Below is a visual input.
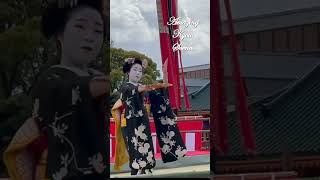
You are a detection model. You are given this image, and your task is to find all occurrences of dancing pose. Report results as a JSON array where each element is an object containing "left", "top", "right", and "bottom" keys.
[{"left": 112, "top": 58, "right": 187, "bottom": 175}]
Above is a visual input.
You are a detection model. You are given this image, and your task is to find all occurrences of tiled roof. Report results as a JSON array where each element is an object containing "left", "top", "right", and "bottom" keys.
[
  {"left": 179, "top": 54, "right": 320, "bottom": 113},
  {"left": 223, "top": 53, "right": 320, "bottom": 79},
  {"left": 180, "top": 54, "right": 320, "bottom": 79},
  {"left": 179, "top": 64, "right": 210, "bottom": 73},
  {"left": 219, "top": 0, "right": 320, "bottom": 34},
  {"left": 222, "top": 64, "right": 320, "bottom": 157},
  {"left": 222, "top": 7, "right": 320, "bottom": 35},
  {"left": 219, "top": 0, "right": 320, "bottom": 20},
  {"left": 181, "top": 82, "right": 210, "bottom": 111},
  {"left": 181, "top": 79, "right": 210, "bottom": 87}
]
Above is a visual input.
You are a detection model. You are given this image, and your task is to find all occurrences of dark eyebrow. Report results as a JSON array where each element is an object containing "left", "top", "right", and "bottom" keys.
[
  {"left": 75, "top": 18, "right": 102, "bottom": 28},
  {"left": 75, "top": 18, "right": 88, "bottom": 22}
]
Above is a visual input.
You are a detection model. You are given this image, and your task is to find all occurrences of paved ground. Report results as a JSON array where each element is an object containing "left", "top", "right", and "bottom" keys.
[
  {"left": 110, "top": 154, "right": 210, "bottom": 178},
  {"left": 110, "top": 154, "right": 210, "bottom": 174},
  {"left": 110, "top": 164, "right": 210, "bottom": 178}
]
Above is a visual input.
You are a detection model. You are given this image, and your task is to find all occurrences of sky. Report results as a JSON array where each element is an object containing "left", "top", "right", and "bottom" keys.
[{"left": 110, "top": 0, "right": 210, "bottom": 77}]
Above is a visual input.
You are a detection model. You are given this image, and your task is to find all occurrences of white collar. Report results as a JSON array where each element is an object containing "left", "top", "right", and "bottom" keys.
[{"left": 127, "top": 82, "right": 140, "bottom": 86}]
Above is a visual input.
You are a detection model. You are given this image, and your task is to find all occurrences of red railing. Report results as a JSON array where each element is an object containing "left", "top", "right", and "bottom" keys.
[{"left": 109, "top": 116, "right": 210, "bottom": 159}]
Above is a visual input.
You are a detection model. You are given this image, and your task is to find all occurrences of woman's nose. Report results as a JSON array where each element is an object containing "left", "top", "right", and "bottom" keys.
[
  {"left": 84, "top": 31, "right": 94, "bottom": 43},
  {"left": 85, "top": 36, "right": 94, "bottom": 43}
]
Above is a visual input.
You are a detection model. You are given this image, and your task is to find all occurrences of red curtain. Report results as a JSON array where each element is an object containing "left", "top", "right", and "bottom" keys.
[
  {"left": 210, "top": 0, "right": 256, "bottom": 154},
  {"left": 223, "top": 0, "right": 256, "bottom": 152},
  {"left": 211, "top": 0, "right": 228, "bottom": 154}
]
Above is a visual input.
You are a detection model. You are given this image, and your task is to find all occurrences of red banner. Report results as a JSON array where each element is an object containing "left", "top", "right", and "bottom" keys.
[
  {"left": 172, "top": 0, "right": 190, "bottom": 110},
  {"left": 156, "top": 0, "right": 190, "bottom": 110},
  {"left": 171, "top": 0, "right": 182, "bottom": 109},
  {"left": 224, "top": 0, "right": 256, "bottom": 152},
  {"left": 211, "top": 0, "right": 228, "bottom": 154},
  {"left": 110, "top": 117, "right": 204, "bottom": 161}
]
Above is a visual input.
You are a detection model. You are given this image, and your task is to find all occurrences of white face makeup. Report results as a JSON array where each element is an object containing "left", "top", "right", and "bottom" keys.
[
  {"left": 128, "top": 63, "right": 143, "bottom": 84},
  {"left": 59, "top": 6, "right": 104, "bottom": 69}
]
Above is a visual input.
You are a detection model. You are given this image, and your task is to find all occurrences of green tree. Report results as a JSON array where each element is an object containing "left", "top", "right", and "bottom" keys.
[
  {"left": 110, "top": 48, "right": 160, "bottom": 92},
  {"left": 109, "top": 47, "right": 160, "bottom": 108},
  {"left": 0, "top": 1, "right": 52, "bottom": 176},
  {"left": 0, "top": 18, "right": 52, "bottom": 99}
]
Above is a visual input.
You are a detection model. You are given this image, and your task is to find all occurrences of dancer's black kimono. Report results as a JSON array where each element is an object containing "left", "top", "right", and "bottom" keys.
[
  {"left": 120, "top": 82, "right": 156, "bottom": 174},
  {"left": 119, "top": 82, "right": 187, "bottom": 174},
  {"left": 31, "top": 65, "right": 108, "bottom": 179},
  {"left": 149, "top": 89, "right": 187, "bottom": 163}
]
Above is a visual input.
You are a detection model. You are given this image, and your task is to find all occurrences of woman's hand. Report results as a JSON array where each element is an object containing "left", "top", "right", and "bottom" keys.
[
  {"left": 138, "top": 85, "right": 147, "bottom": 93},
  {"left": 89, "top": 76, "right": 108, "bottom": 97}
]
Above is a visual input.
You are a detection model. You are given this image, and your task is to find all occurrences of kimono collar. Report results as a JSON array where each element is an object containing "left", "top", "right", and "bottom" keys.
[
  {"left": 127, "top": 82, "right": 139, "bottom": 86},
  {"left": 51, "top": 65, "right": 90, "bottom": 77}
]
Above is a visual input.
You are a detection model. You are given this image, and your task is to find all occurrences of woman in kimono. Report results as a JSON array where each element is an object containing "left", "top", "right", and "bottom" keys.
[
  {"left": 117, "top": 58, "right": 156, "bottom": 175},
  {"left": 3, "top": 0, "right": 108, "bottom": 179},
  {"left": 112, "top": 58, "right": 187, "bottom": 175}
]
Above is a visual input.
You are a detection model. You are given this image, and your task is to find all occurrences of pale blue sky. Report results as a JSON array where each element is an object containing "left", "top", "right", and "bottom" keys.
[{"left": 110, "top": 0, "right": 210, "bottom": 77}]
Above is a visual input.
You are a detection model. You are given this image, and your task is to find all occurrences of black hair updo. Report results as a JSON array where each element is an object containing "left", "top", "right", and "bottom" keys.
[
  {"left": 122, "top": 58, "right": 143, "bottom": 73},
  {"left": 41, "top": 0, "right": 105, "bottom": 39}
]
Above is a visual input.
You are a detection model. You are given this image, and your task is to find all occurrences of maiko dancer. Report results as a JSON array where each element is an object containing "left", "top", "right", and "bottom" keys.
[{"left": 112, "top": 58, "right": 187, "bottom": 175}]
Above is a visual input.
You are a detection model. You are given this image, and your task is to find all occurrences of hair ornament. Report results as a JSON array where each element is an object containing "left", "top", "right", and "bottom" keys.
[
  {"left": 142, "top": 59, "right": 148, "bottom": 69},
  {"left": 124, "top": 58, "right": 135, "bottom": 64},
  {"left": 47, "top": 0, "right": 79, "bottom": 8}
]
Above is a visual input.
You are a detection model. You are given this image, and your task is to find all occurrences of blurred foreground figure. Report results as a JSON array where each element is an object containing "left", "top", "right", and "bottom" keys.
[{"left": 4, "top": 0, "right": 109, "bottom": 179}]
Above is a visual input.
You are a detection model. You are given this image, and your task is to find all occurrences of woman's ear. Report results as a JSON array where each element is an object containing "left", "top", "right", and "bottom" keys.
[
  {"left": 56, "top": 31, "right": 64, "bottom": 46},
  {"left": 57, "top": 33, "right": 64, "bottom": 48}
]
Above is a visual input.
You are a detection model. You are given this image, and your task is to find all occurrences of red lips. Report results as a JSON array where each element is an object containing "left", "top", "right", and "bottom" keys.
[{"left": 81, "top": 46, "right": 93, "bottom": 51}]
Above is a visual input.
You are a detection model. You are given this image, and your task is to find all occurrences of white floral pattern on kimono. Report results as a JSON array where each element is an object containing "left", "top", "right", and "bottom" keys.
[
  {"left": 149, "top": 90, "right": 188, "bottom": 163},
  {"left": 32, "top": 66, "right": 108, "bottom": 179},
  {"left": 120, "top": 83, "right": 156, "bottom": 172}
]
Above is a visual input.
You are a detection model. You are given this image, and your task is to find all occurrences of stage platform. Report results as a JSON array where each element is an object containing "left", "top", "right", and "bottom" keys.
[{"left": 110, "top": 152, "right": 210, "bottom": 178}]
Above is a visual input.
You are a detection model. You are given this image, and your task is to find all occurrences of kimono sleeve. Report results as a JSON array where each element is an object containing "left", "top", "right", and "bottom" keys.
[
  {"left": 31, "top": 71, "right": 60, "bottom": 129},
  {"left": 119, "top": 84, "right": 139, "bottom": 104}
]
